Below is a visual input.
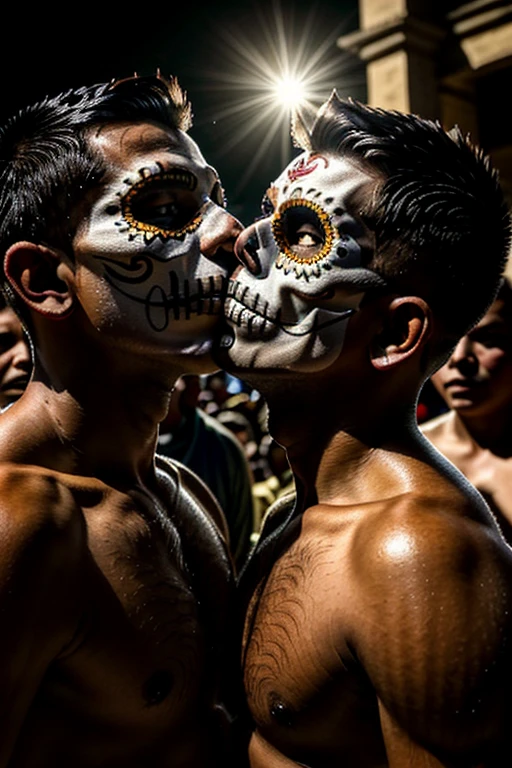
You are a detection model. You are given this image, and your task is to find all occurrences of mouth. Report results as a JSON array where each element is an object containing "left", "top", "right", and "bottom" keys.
[
  {"left": 443, "top": 378, "right": 480, "bottom": 390},
  {"left": 106, "top": 273, "right": 228, "bottom": 320},
  {"left": 1, "top": 375, "right": 30, "bottom": 394},
  {"left": 225, "top": 279, "right": 354, "bottom": 337}
]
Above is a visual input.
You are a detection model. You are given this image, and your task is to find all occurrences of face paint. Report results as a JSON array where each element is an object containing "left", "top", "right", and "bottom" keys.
[
  {"left": 220, "top": 152, "right": 385, "bottom": 374},
  {"left": 73, "top": 123, "right": 240, "bottom": 359}
]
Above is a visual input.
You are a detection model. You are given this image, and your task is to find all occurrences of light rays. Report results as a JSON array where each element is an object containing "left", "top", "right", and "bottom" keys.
[{"left": 195, "top": 0, "right": 365, "bottom": 200}]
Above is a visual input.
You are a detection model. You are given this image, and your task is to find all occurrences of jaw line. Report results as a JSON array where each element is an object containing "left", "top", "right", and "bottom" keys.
[
  {"left": 278, "top": 307, "right": 355, "bottom": 336},
  {"left": 226, "top": 284, "right": 356, "bottom": 337}
]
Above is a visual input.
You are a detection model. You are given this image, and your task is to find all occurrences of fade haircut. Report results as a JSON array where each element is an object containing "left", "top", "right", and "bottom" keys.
[
  {"left": 293, "top": 93, "right": 512, "bottom": 346},
  {"left": 0, "top": 73, "right": 192, "bottom": 318}
]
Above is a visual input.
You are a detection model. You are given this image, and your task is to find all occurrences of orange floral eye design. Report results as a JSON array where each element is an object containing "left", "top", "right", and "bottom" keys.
[
  {"left": 271, "top": 198, "right": 335, "bottom": 264},
  {"left": 121, "top": 169, "right": 204, "bottom": 242}
]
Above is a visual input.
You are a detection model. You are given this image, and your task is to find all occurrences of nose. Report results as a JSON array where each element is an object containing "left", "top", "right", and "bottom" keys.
[
  {"left": 13, "top": 338, "right": 31, "bottom": 369},
  {"left": 448, "top": 335, "right": 478, "bottom": 376},
  {"left": 234, "top": 224, "right": 263, "bottom": 276},
  {"left": 199, "top": 207, "right": 243, "bottom": 271}
]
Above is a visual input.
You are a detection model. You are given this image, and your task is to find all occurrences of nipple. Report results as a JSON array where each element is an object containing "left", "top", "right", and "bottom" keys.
[
  {"left": 270, "top": 700, "right": 295, "bottom": 727},
  {"left": 142, "top": 670, "right": 173, "bottom": 707}
]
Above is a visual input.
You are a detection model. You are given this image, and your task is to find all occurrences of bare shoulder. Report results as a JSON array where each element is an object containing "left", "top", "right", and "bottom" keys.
[
  {"left": 0, "top": 462, "right": 87, "bottom": 594},
  {"left": 0, "top": 462, "right": 85, "bottom": 543},
  {"left": 419, "top": 410, "right": 452, "bottom": 441},
  {"left": 347, "top": 489, "right": 512, "bottom": 753},
  {"left": 349, "top": 490, "right": 512, "bottom": 605}
]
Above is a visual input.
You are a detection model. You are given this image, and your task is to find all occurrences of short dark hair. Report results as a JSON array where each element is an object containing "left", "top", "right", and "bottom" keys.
[
  {"left": 0, "top": 73, "right": 192, "bottom": 315},
  {"left": 295, "top": 93, "right": 511, "bottom": 345}
]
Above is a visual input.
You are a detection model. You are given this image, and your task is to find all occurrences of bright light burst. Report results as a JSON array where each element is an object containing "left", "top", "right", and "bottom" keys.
[
  {"left": 272, "top": 75, "right": 308, "bottom": 111},
  {"left": 197, "top": 0, "right": 364, "bottom": 198}
]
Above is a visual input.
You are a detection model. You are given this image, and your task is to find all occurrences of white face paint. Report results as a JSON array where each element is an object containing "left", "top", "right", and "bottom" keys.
[
  {"left": 72, "top": 122, "right": 241, "bottom": 361},
  {"left": 220, "top": 151, "right": 384, "bottom": 374}
]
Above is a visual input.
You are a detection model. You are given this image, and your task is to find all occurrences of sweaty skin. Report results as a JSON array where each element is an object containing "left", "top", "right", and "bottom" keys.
[
  {"left": 0, "top": 120, "right": 244, "bottom": 767},
  {"left": 422, "top": 293, "right": 512, "bottom": 544},
  {"left": 217, "top": 151, "right": 512, "bottom": 767}
]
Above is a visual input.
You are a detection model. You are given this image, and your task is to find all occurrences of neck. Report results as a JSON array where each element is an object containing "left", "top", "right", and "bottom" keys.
[
  {"left": 261, "top": 376, "right": 420, "bottom": 510},
  {"left": 7, "top": 324, "right": 192, "bottom": 487}
]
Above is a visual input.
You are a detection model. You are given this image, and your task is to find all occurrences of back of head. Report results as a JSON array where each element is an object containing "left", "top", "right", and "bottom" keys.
[
  {"left": 0, "top": 73, "right": 192, "bottom": 322},
  {"left": 294, "top": 94, "right": 512, "bottom": 351}
]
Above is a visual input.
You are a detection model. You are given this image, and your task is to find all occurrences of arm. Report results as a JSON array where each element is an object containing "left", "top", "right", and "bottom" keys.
[
  {"left": 349, "top": 498, "right": 512, "bottom": 766},
  {"left": 0, "top": 466, "right": 85, "bottom": 766}
]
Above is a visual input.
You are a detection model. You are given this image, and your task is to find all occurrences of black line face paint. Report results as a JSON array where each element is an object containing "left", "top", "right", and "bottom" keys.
[{"left": 221, "top": 151, "right": 385, "bottom": 376}]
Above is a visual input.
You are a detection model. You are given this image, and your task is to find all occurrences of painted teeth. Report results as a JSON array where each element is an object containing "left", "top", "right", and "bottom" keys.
[{"left": 225, "top": 280, "right": 274, "bottom": 335}]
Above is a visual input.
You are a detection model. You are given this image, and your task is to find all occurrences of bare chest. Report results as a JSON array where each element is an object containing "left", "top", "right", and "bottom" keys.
[
  {"left": 243, "top": 527, "right": 385, "bottom": 764},
  {"left": 23, "top": 478, "right": 231, "bottom": 763}
]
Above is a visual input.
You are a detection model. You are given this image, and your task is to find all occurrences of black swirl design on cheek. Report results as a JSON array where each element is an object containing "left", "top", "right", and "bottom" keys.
[{"left": 97, "top": 253, "right": 154, "bottom": 284}]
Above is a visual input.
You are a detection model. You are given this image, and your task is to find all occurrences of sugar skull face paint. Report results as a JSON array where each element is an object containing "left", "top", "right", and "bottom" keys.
[
  {"left": 72, "top": 121, "right": 241, "bottom": 359},
  {"left": 219, "top": 151, "right": 384, "bottom": 374}
]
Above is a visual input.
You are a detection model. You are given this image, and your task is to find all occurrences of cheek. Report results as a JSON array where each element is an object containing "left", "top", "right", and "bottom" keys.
[
  {"left": 430, "top": 370, "right": 448, "bottom": 394},
  {"left": 0, "top": 353, "right": 11, "bottom": 378},
  {"left": 480, "top": 349, "right": 508, "bottom": 373},
  {"left": 74, "top": 267, "right": 122, "bottom": 331}
]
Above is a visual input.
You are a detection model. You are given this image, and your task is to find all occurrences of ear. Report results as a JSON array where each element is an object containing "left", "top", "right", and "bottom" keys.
[
  {"left": 290, "top": 105, "right": 314, "bottom": 150},
  {"left": 370, "top": 296, "right": 432, "bottom": 371},
  {"left": 4, "top": 241, "right": 75, "bottom": 319}
]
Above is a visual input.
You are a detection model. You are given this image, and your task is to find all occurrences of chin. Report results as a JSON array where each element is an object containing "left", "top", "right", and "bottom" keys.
[
  {"left": 174, "top": 339, "right": 221, "bottom": 374},
  {"left": 218, "top": 332, "right": 344, "bottom": 379}
]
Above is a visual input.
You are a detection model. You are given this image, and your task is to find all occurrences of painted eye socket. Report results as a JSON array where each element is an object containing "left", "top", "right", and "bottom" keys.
[
  {"left": 122, "top": 170, "right": 203, "bottom": 239},
  {"left": 271, "top": 199, "right": 335, "bottom": 264}
]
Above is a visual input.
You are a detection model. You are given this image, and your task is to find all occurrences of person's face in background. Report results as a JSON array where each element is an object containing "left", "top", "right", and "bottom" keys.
[
  {"left": 0, "top": 304, "right": 31, "bottom": 409},
  {"left": 431, "top": 294, "right": 512, "bottom": 420}
]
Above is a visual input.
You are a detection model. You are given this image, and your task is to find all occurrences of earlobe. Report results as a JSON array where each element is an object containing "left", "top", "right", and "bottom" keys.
[
  {"left": 370, "top": 297, "right": 431, "bottom": 371},
  {"left": 4, "top": 241, "right": 75, "bottom": 319}
]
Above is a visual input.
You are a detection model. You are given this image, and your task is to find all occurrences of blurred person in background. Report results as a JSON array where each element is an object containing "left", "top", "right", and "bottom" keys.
[
  {"left": 0, "top": 291, "right": 31, "bottom": 410},
  {"left": 422, "top": 276, "right": 512, "bottom": 543}
]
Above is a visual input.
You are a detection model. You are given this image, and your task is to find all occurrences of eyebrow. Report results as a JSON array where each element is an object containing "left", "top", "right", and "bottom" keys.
[{"left": 470, "top": 321, "right": 508, "bottom": 335}]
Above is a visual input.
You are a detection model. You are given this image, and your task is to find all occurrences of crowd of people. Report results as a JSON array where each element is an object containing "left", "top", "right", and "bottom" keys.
[{"left": 0, "top": 70, "right": 511, "bottom": 767}]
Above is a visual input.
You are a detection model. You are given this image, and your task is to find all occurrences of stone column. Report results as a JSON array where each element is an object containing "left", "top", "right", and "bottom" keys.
[{"left": 337, "top": 0, "right": 444, "bottom": 119}]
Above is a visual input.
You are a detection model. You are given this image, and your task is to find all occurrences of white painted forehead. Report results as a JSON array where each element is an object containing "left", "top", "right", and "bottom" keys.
[
  {"left": 272, "top": 151, "right": 370, "bottom": 199},
  {"left": 174, "top": 130, "right": 208, "bottom": 165}
]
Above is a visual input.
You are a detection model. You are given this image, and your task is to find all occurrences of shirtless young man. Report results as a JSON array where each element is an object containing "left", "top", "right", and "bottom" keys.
[
  {"left": 216, "top": 94, "right": 512, "bottom": 766},
  {"left": 0, "top": 74, "right": 246, "bottom": 767},
  {"left": 422, "top": 277, "right": 512, "bottom": 544}
]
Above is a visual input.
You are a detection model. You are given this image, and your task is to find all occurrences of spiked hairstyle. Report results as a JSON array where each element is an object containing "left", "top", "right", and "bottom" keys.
[
  {"left": 293, "top": 93, "right": 512, "bottom": 345},
  {"left": 0, "top": 73, "right": 192, "bottom": 317}
]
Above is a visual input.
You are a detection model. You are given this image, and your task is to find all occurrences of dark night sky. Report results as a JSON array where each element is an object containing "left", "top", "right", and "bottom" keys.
[{"left": 2, "top": 0, "right": 362, "bottom": 225}]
